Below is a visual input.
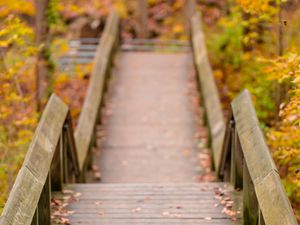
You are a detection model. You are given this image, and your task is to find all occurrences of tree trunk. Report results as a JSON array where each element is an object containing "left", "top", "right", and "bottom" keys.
[
  {"left": 34, "top": 0, "right": 50, "bottom": 112},
  {"left": 184, "top": 0, "right": 196, "bottom": 33},
  {"left": 136, "top": 0, "right": 148, "bottom": 38},
  {"left": 275, "top": 0, "right": 283, "bottom": 126}
]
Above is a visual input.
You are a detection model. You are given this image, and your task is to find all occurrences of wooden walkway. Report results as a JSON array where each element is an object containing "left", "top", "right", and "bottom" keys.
[
  {"left": 52, "top": 51, "right": 242, "bottom": 224},
  {"left": 94, "top": 52, "right": 202, "bottom": 183}
]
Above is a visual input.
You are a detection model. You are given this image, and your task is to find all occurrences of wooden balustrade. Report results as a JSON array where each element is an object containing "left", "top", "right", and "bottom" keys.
[
  {"left": 0, "top": 95, "right": 78, "bottom": 225},
  {"left": 0, "top": 10, "right": 120, "bottom": 225},
  {"left": 191, "top": 13, "right": 298, "bottom": 225},
  {"left": 190, "top": 12, "right": 225, "bottom": 172},
  {"left": 74, "top": 10, "right": 120, "bottom": 177},
  {"left": 218, "top": 90, "right": 297, "bottom": 225}
]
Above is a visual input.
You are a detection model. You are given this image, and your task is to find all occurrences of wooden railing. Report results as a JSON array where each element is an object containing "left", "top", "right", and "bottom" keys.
[
  {"left": 75, "top": 10, "right": 120, "bottom": 177},
  {"left": 219, "top": 90, "right": 297, "bottom": 225},
  {"left": 0, "top": 10, "right": 120, "bottom": 225},
  {"left": 0, "top": 95, "right": 78, "bottom": 225},
  {"left": 191, "top": 13, "right": 298, "bottom": 225},
  {"left": 190, "top": 13, "right": 225, "bottom": 172}
]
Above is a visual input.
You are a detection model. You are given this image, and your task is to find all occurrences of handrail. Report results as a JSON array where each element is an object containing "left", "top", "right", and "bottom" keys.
[
  {"left": 0, "top": 10, "right": 120, "bottom": 225},
  {"left": 74, "top": 10, "right": 120, "bottom": 174},
  {"left": 0, "top": 95, "right": 80, "bottom": 225},
  {"left": 218, "top": 90, "right": 297, "bottom": 225},
  {"left": 190, "top": 13, "right": 225, "bottom": 172},
  {"left": 190, "top": 13, "right": 297, "bottom": 225}
]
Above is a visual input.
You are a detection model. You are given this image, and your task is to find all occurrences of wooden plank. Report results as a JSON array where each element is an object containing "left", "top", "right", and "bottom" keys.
[
  {"left": 190, "top": 13, "right": 225, "bottom": 171},
  {"left": 52, "top": 183, "right": 242, "bottom": 225},
  {"left": 64, "top": 182, "right": 233, "bottom": 189},
  {"left": 231, "top": 90, "right": 297, "bottom": 225},
  {"left": 75, "top": 10, "right": 120, "bottom": 172},
  {"left": 66, "top": 214, "right": 239, "bottom": 219},
  {"left": 53, "top": 219, "right": 240, "bottom": 225},
  {"left": 0, "top": 95, "right": 68, "bottom": 225}
]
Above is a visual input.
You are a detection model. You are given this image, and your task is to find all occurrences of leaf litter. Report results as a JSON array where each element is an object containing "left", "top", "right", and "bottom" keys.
[{"left": 51, "top": 190, "right": 82, "bottom": 224}]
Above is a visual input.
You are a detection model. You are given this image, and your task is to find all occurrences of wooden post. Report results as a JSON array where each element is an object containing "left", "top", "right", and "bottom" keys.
[
  {"left": 50, "top": 135, "right": 63, "bottom": 191},
  {"left": 223, "top": 123, "right": 232, "bottom": 182},
  {"left": 63, "top": 128, "right": 69, "bottom": 183},
  {"left": 223, "top": 155, "right": 231, "bottom": 182},
  {"left": 37, "top": 175, "right": 51, "bottom": 225},
  {"left": 258, "top": 209, "right": 266, "bottom": 225},
  {"left": 65, "top": 114, "right": 80, "bottom": 182},
  {"left": 218, "top": 113, "right": 233, "bottom": 181},
  {"left": 230, "top": 124, "right": 236, "bottom": 186},
  {"left": 243, "top": 163, "right": 259, "bottom": 225},
  {"left": 31, "top": 175, "right": 51, "bottom": 225},
  {"left": 230, "top": 127, "right": 243, "bottom": 189}
]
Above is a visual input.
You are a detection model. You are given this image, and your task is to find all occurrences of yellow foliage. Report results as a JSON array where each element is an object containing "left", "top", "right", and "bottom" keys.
[
  {"left": 55, "top": 73, "right": 69, "bottom": 84},
  {"left": 172, "top": 24, "right": 184, "bottom": 34},
  {"left": 236, "top": 0, "right": 277, "bottom": 15},
  {"left": 0, "top": 0, "right": 34, "bottom": 17},
  {"left": 147, "top": 0, "right": 156, "bottom": 6},
  {"left": 173, "top": 0, "right": 184, "bottom": 10},
  {"left": 113, "top": 0, "right": 128, "bottom": 18},
  {"left": 0, "top": 2, "right": 37, "bottom": 212},
  {"left": 263, "top": 51, "right": 300, "bottom": 217}
]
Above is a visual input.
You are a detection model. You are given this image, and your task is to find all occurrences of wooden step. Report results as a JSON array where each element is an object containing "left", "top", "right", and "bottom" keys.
[{"left": 52, "top": 183, "right": 242, "bottom": 225}]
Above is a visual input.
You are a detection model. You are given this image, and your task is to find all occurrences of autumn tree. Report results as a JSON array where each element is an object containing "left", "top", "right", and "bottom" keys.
[
  {"left": 184, "top": 0, "right": 196, "bottom": 32},
  {"left": 136, "top": 0, "right": 148, "bottom": 38},
  {"left": 34, "top": 0, "right": 51, "bottom": 111},
  {"left": 0, "top": 0, "right": 38, "bottom": 212}
]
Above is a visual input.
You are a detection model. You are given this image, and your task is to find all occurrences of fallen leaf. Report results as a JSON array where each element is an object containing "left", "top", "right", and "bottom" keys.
[
  {"left": 162, "top": 211, "right": 170, "bottom": 217},
  {"left": 94, "top": 172, "right": 101, "bottom": 180},
  {"left": 182, "top": 148, "right": 190, "bottom": 156},
  {"left": 132, "top": 207, "right": 142, "bottom": 213}
]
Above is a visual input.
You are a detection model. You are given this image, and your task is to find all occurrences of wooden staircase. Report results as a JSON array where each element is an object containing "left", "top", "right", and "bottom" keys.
[
  {"left": 52, "top": 183, "right": 241, "bottom": 225},
  {"left": 0, "top": 10, "right": 297, "bottom": 225}
]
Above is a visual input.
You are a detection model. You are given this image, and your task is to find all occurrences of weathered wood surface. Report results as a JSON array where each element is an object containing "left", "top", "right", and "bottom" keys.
[
  {"left": 230, "top": 128, "right": 243, "bottom": 189},
  {"left": 190, "top": 13, "right": 225, "bottom": 172},
  {"left": 35, "top": 175, "right": 51, "bottom": 225},
  {"left": 64, "top": 113, "right": 80, "bottom": 180},
  {"left": 218, "top": 111, "right": 233, "bottom": 181},
  {"left": 0, "top": 95, "right": 69, "bottom": 225},
  {"left": 92, "top": 52, "right": 205, "bottom": 183},
  {"left": 53, "top": 183, "right": 242, "bottom": 225},
  {"left": 243, "top": 163, "right": 259, "bottom": 225},
  {"left": 74, "top": 10, "right": 120, "bottom": 172},
  {"left": 231, "top": 90, "right": 297, "bottom": 225}
]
